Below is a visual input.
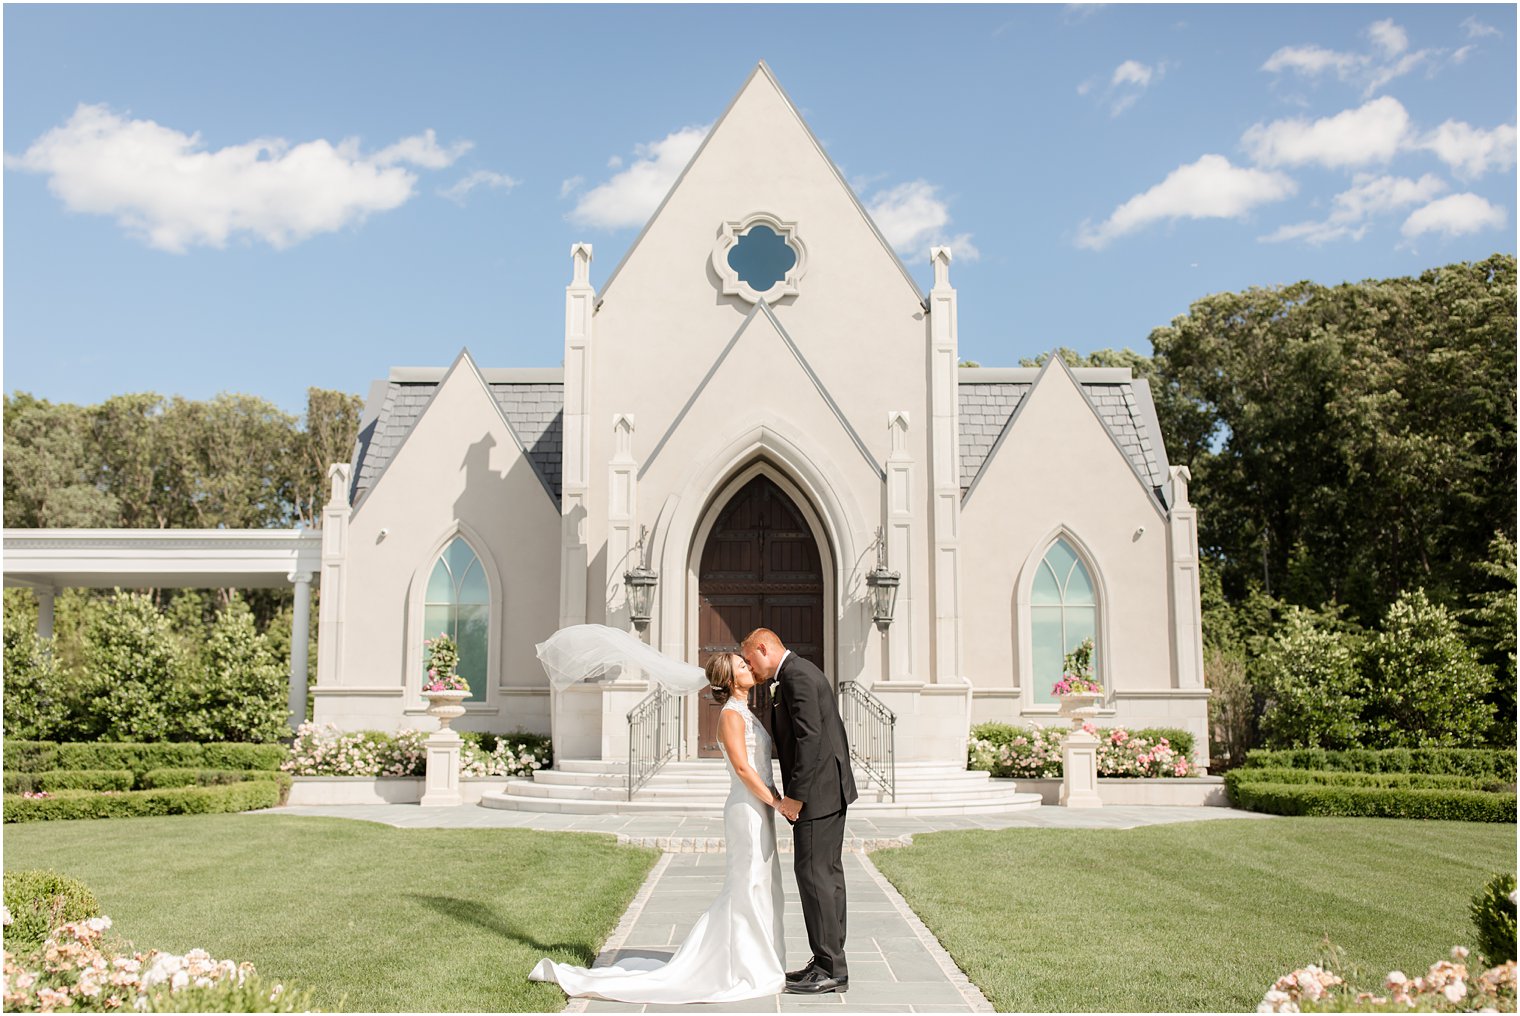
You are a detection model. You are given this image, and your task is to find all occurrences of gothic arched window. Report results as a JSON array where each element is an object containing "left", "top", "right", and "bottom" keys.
[
  {"left": 1030, "top": 538, "right": 1099, "bottom": 706},
  {"left": 423, "top": 537, "right": 490, "bottom": 700}
]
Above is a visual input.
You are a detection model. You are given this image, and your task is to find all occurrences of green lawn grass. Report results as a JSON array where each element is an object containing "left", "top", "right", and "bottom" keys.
[
  {"left": 3, "top": 814, "right": 658, "bottom": 1012},
  {"left": 870, "top": 817, "right": 1516, "bottom": 1013}
]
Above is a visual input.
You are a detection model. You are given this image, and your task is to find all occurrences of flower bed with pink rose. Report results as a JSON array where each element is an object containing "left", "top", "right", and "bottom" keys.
[
  {"left": 1259, "top": 946, "right": 1516, "bottom": 1013},
  {"left": 968, "top": 721, "right": 1200, "bottom": 779}
]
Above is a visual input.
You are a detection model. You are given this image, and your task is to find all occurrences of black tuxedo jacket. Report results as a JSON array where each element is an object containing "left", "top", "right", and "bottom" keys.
[{"left": 770, "top": 653, "right": 858, "bottom": 821}]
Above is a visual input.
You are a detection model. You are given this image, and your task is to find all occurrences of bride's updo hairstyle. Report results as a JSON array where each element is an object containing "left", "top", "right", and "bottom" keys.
[{"left": 705, "top": 654, "right": 737, "bottom": 706}]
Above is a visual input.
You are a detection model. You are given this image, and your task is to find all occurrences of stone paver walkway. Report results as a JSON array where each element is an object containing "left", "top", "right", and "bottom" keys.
[{"left": 246, "top": 804, "right": 1270, "bottom": 1013}]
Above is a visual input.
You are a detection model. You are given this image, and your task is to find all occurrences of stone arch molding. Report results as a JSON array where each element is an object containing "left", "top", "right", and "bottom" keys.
[
  {"left": 710, "top": 212, "right": 808, "bottom": 305},
  {"left": 649, "top": 421, "right": 867, "bottom": 665},
  {"left": 403, "top": 519, "right": 504, "bottom": 715},
  {"left": 1012, "top": 524, "right": 1114, "bottom": 715}
]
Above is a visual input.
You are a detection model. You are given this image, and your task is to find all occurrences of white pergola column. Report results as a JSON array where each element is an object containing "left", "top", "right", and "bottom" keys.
[
  {"left": 287, "top": 570, "right": 314, "bottom": 731},
  {"left": 35, "top": 586, "right": 56, "bottom": 642}
]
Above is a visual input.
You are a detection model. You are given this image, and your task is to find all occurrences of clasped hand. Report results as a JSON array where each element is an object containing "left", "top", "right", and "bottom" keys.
[{"left": 773, "top": 795, "right": 803, "bottom": 822}]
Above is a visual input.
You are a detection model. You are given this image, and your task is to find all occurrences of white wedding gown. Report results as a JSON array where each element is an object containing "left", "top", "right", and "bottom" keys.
[{"left": 529, "top": 697, "right": 787, "bottom": 1003}]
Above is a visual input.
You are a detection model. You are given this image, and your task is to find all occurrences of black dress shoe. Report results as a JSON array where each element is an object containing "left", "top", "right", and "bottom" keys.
[
  {"left": 784, "top": 969, "right": 848, "bottom": 994},
  {"left": 785, "top": 962, "right": 817, "bottom": 983}
]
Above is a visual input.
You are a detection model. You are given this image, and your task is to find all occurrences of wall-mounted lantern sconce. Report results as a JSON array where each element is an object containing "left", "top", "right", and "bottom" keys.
[
  {"left": 624, "top": 526, "right": 658, "bottom": 633},
  {"left": 865, "top": 527, "right": 900, "bottom": 632}
]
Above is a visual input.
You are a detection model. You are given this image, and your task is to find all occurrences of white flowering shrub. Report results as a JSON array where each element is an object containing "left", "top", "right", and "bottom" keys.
[
  {"left": 1259, "top": 947, "right": 1516, "bottom": 1013},
  {"left": 1, "top": 915, "right": 316, "bottom": 1013},
  {"left": 280, "top": 723, "right": 549, "bottom": 778},
  {"left": 968, "top": 723, "right": 1198, "bottom": 778}
]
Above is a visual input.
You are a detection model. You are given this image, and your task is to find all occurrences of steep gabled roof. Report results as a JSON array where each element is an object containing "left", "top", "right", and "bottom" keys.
[
  {"left": 958, "top": 364, "right": 1172, "bottom": 508},
  {"left": 349, "top": 363, "right": 563, "bottom": 509},
  {"left": 597, "top": 61, "right": 926, "bottom": 308}
]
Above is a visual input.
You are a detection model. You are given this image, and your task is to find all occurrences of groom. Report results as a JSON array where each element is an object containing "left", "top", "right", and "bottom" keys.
[{"left": 741, "top": 628, "right": 857, "bottom": 995}]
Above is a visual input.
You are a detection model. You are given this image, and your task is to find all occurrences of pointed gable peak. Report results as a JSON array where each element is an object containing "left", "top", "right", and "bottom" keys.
[{"left": 598, "top": 62, "right": 924, "bottom": 305}]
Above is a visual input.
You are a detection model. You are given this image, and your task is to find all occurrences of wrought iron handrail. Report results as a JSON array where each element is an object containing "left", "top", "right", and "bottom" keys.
[
  {"left": 838, "top": 681, "right": 895, "bottom": 801},
  {"left": 626, "top": 687, "right": 682, "bottom": 800}
]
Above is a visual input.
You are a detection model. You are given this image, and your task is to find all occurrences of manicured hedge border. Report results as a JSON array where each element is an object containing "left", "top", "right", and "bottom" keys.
[
  {"left": 1243, "top": 748, "right": 1516, "bottom": 781},
  {"left": 139, "top": 769, "right": 292, "bottom": 803},
  {"left": 1227, "top": 767, "right": 1507, "bottom": 793},
  {"left": 1227, "top": 781, "right": 1516, "bottom": 822},
  {"left": 2, "top": 781, "right": 281, "bottom": 823},
  {"left": 3, "top": 770, "right": 135, "bottom": 794},
  {"left": 4, "top": 741, "right": 287, "bottom": 774}
]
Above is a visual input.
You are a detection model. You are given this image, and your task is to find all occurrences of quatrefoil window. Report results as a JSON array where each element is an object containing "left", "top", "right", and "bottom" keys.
[{"left": 711, "top": 214, "right": 807, "bottom": 304}]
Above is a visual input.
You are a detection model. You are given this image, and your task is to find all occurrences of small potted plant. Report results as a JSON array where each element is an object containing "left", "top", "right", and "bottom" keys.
[
  {"left": 422, "top": 634, "right": 470, "bottom": 729},
  {"left": 1053, "top": 637, "right": 1103, "bottom": 721}
]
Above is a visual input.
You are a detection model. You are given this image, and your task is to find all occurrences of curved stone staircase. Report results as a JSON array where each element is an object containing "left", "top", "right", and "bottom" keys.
[{"left": 479, "top": 758, "right": 1042, "bottom": 817}]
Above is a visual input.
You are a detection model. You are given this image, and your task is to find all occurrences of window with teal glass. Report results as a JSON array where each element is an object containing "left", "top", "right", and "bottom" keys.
[
  {"left": 1029, "top": 538, "right": 1098, "bottom": 706},
  {"left": 423, "top": 537, "right": 490, "bottom": 700},
  {"left": 727, "top": 225, "right": 797, "bottom": 293}
]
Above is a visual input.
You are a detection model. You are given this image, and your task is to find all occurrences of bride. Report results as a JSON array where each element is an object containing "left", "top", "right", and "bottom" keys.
[{"left": 529, "top": 651, "right": 788, "bottom": 1003}]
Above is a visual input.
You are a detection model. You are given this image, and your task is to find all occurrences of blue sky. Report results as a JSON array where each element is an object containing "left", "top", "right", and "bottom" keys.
[{"left": 5, "top": 4, "right": 1515, "bottom": 416}]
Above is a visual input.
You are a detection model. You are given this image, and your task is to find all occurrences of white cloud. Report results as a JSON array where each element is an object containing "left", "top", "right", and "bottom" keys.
[
  {"left": 1401, "top": 193, "right": 1506, "bottom": 239},
  {"left": 1242, "top": 96, "right": 1411, "bottom": 169},
  {"left": 568, "top": 125, "right": 708, "bottom": 230},
  {"left": 558, "top": 175, "right": 584, "bottom": 199},
  {"left": 1461, "top": 16, "right": 1499, "bottom": 39},
  {"left": 1260, "top": 173, "right": 1446, "bottom": 245},
  {"left": 438, "top": 169, "right": 519, "bottom": 206},
  {"left": 1260, "top": 19, "right": 1440, "bottom": 97},
  {"left": 1367, "top": 19, "right": 1408, "bottom": 58},
  {"left": 1112, "top": 60, "right": 1153, "bottom": 88},
  {"left": 865, "top": 180, "right": 979, "bottom": 261},
  {"left": 1262, "top": 44, "right": 1360, "bottom": 79},
  {"left": 6, "top": 103, "right": 467, "bottom": 252},
  {"left": 1076, "top": 154, "right": 1296, "bottom": 250},
  {"left": 1418, "top": 120, "right": 1518, "bottom": 180}
]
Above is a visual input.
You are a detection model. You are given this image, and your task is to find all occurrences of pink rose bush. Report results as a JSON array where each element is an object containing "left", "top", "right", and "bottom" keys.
[
  {"left": 2, "top": 914, "right": 313, "bottom": 1012},
  {"left": 1260, "top": 947, "right": 1516, "bottom": 1013},
  {"left": 968, "top": 723, "right": 1198, "bottom": 779}
]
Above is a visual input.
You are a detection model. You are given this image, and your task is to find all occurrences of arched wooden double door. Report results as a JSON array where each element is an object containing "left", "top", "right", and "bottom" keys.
[{"left": 696, "top": 474, "right": 825, "bottom": 758}]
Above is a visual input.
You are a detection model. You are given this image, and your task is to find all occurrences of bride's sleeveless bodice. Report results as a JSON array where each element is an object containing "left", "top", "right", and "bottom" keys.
[{"left": 718, "top": 698, "right": 773, "bottom": 792}]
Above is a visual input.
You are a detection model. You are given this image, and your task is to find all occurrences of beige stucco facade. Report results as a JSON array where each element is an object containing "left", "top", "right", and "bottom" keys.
[{"left": 313, "top": 64, "right": 1210, "bottom": 768}]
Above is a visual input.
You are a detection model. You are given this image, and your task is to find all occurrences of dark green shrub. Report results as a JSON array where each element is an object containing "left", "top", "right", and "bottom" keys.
[
  {"left": 1471, "top": 872, "right": 1517, "bottom": 963},
  {"left": 1227, "top": 781, "right": 1516, "bottom": 822},
  {"left": 1226, "top": 767, "right": 1494, "bottom": 792},
  {"left": 2, "top": 869, "right": 100, "bottom": 950},
  {"left": 3, "top": 769, "right": 135, "bottom": 794},
  {"left": 1243, "top": 747, "right": 1516, "bottom": 781},
  {"left": 3, "top": 606, "right": 70, "bottom": 740},
  {"left": 139, "top": 769, "right": 292, "bottom": 804},
  {"left": 1256, "top": 609, "right": 1364, "bottom": 749},
  {"left": 2, "top": 740, "right": 59, "bottom": 773},
  {"left": 1137, "top": 727, "right": 1195, "bottom": 761},
  {"left": 3, "top": 781, "right": 281, "bottom": 823},
  {"left": 969, "top": 722, "right": 1025, "bottom": 748},
  {"left": 1362, "top": 589, "right": 1495, "bottom": 748},
  {"left": 74, "top": 591, "right": 181, "bottom": 742},
  {"left": 173, "top": 597, "right": 289, "bottom": 744},
  {"left": 200, "top": 742, "right": 287, "bottom": 770},
  {"left": 55, "top": 741, "right": 205, "bottom": 773}
]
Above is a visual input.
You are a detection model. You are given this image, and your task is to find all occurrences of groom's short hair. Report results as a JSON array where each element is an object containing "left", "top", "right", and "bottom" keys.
[{"left": 741, "top": 628, "right": 784, "bottom": 653}]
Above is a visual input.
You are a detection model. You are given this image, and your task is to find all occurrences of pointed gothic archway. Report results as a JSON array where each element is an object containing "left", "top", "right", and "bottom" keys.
[{"left": 694, "top": 472, "right": 826, "bottom": 758}]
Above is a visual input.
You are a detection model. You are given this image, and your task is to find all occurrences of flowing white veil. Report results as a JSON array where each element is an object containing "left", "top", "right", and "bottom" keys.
[{"left": 535, "top": 625, "right": 708, "bottom": 693}]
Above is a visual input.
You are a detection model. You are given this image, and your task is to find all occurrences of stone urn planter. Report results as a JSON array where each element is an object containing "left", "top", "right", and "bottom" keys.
[
  {"left": 422, "top": 689, "right": 469, "bottom": 731},
  {"left": 1057, "top": 692, "right": 1103, "bottom": 728}
]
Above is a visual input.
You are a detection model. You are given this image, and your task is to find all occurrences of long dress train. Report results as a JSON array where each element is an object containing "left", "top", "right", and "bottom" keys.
[{"left": 528, "top": 698, "right": 787, "bottom": 1003}]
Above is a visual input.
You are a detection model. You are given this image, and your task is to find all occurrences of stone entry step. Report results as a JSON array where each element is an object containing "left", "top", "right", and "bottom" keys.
[{"left": 479, "top": 758, "right": 1042, "bottom": 817}]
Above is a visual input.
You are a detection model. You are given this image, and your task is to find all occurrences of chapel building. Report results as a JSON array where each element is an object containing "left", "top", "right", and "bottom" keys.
[{"left": 312, "top": 63, "right": 1210, "bottom": 771}]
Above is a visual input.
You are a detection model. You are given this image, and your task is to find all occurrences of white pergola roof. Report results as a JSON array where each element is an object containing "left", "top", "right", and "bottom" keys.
[{"left": 3, "top": 528, "right": 323, "bottom": 590}]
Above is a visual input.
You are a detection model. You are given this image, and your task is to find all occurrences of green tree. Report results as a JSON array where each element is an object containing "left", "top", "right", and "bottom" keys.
[
  {"left": 176, "top": 596, "right": 289, "bottom": 743},
  {"left": 76, "top": 592, "right": 181, "bottom": 742},
  {"left": 291, "top": 388, "right": 364, "bottom": 527},
  {"left": 1361, "top": 588, "right": 1495, "bottom": 748},
  {"left": 1466, "top": 532, "right": 1517, "bottom": 744},
  {"left": 2, "top": 394, "right": 119, "bottom": 527},
  {"left": 1254, "top": 609, "right": 1364, "bottom": 749},
  {"left": 2, "top": 595, "right": 70, "bottom": 740}
]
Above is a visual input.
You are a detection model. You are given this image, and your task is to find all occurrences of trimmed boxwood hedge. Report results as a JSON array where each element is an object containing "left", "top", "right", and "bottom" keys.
[
  {"left": 3, "top": 769, "right": 136, "bottom": 794},
  {"left": 2, "top": 870, "right": 100, "bottom": 951},
  {"left": 2, "top": 780, "right": 281, "bottom": 823},
  {"left": 1228, "top": 780, "right": 1516, "bottom": 822},
  {"left": 1226, "top": 767, "right": 1507, "bottom": 793},
  {"left": 139, "top": 768, "right": 292, "bottom": 804},
  {"left": 4, "top": 740, "right": 288, "bottom": 774},
  {"left": 1243, "top": 747, "right": 1516, "bottom": 781}
]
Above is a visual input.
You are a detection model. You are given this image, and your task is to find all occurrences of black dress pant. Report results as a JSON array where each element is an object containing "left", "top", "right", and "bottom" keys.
[{"left": 792, "top": 806, "right": 848, "bottom": 978}]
